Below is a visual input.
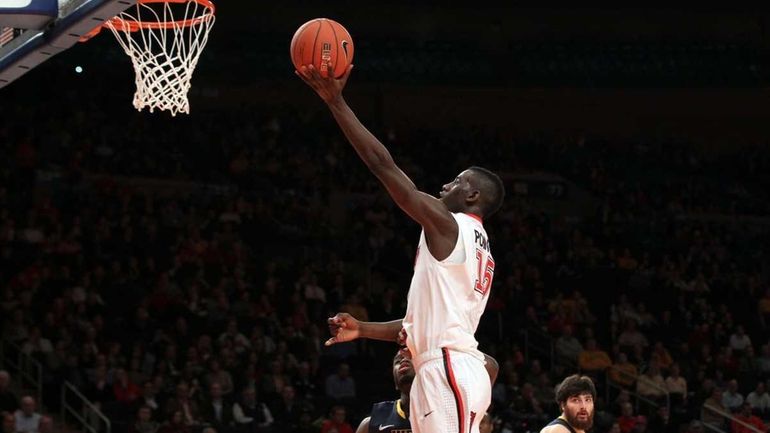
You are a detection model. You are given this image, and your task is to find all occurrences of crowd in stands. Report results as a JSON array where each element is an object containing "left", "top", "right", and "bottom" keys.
[{"left": 1, "top": 78, "right": 770, "bottom": 433}]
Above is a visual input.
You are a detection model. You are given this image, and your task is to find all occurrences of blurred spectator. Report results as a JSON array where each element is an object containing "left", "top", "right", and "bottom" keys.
[
  {"left": 292, "top": 361, "right": 320, "bottom": 401},
  {"left": 232, "top": 387, "right": 273, "bottom": 432},
  {"left": 320, "top": 405, "right": 354, "bottom": 433},
  {"left": 13, "top": 396, "right": 40, "bottom": 433},
  {"left": 728, "top": 326, "right": 752, "bottom": 356},
  {"left": 2, "top": 412, "right": 15, "bottom": 433},
  {"left": 199, "top": 382, "right": 234, "bottom": 432},
  {"left": 617, "top": 321, "right": 649, "bottom": 351},
  {"left": 702, "top": 388, "right": 727, "bottom": 429},
  {"left": 270, "top": 385, "right": 304, "bottom": 432},
  {"left": 635, "top": 364, "right": 667, "bottom": 402},
  {"left": 135, "top": 381, "right": 161, "bottom": 417},
  {"left": 664, "top": 363, "right": 687, "bottom": 406},
  {"left": 617, "top": 402, "right": 644, "bottom": 433},
  {"left": 609, "top": 353, "right": 638, "bottom": 389},
  {"left": 129, "top": 406, "right": 160, "bottom": 433},
  {"left": 158, "top": 410, "right": 190, "bottom": 433},
  {"left": 730, "top": 402, "right": 767, "bottom": 433},
  {"left": 578, "top": 338, "right": 612, "bottom": 374},
  {"left": 324, "top": 363, "right": 356, "bottom": 401},
  {"left": 260, "top": 360, "right": 290, "bottom": 401},
  {"left": 649, "top": 342, "right": 673, "bottom": 371},
  {"left": 646, "top": 406, "right": 676, "bottom": 433},
  {"left": 554, "top": 325, "right": 583, "bottom": 366},
  {"left": 722, "top": 379, "right": 745, "bottom": 412},
  {"left": 217, "top": 320, "right": 250, "bottom": 355},
  {"left": 37, "top": 417, "right": 52, "bottom": 433},
  {"left": 0, "top": 372, "right": 18, "bottom": 413},
  {"left": 746, "top": 382, "right": 770, "bottom": 417},
  {"left": 204, "top": 360, "right": 234, "bottom": 397},
  {"left": 114, "top": 368, "right": 142, "bottom": 404},
  {"left": 20, "top": 327, "right": 53, "bottom": 359},
  {"left": 164, "top": 382, "right": 200, "bottom": 427},
  {"left": 86, "top": 365, "right": 114, "bottom": 404},
  {"left": 339, "top": 294, "right": 369, "bottom": 323},
  {"left": 686, "top": 420, "right": 705, "bottom": 433}
]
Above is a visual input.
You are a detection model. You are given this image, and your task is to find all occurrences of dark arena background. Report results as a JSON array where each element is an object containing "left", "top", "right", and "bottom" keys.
[{"left": 1, "top": 2, "right": 770, "bottom": 433}]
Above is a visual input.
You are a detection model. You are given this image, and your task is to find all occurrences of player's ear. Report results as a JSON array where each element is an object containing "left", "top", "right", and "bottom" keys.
[{"left": 466, "top": 189, "right": 480, "bottom": 203}]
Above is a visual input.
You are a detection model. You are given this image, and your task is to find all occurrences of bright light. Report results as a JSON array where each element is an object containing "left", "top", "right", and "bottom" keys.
[{"left": 75, "top": 65, "right": 83, "bottom": 73}]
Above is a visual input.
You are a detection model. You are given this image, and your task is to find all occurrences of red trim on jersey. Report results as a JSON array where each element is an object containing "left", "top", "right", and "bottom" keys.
[
  {"left": 465, "top": 213, "right": 483, "bottom": 223},
  {"left": 442, "top": 348, "right": 466, "bottom": 433}
]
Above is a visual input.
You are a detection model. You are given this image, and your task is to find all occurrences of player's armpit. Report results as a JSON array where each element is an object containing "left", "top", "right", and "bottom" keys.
[{"left": 356, "top": 416, "right": 371, "bottom": 433}]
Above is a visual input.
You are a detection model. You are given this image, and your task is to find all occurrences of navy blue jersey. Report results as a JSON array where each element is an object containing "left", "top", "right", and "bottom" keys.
[
  {"left": 545, "top": 417, "right": 577, "bottom": 433},
  {"left": 369, "top": 400, "right": 411, "bottom": 433}
]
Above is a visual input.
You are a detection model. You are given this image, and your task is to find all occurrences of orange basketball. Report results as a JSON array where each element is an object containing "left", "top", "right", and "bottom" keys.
[{"left": 290, "top": 18, "right": 354, "bottom": 78}]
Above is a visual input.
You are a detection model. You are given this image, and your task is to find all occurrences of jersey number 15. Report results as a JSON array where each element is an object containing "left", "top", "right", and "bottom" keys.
[{"left": 474, "top": 249, "right": 495, "bottom": 296}]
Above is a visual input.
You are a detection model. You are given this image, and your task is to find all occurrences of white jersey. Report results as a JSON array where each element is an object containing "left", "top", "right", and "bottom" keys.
[{"left": 403, "top": 212, "right": 495, "bottom": 362}]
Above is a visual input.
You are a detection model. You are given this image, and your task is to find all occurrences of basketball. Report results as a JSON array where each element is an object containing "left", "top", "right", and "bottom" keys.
[{"left": 290, "top": 18, "right": 354, "bottom": 78}]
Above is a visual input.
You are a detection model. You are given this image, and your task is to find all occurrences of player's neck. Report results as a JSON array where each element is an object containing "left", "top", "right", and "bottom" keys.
[{"left": 399, "top": 393, "right": 410, "bottom": 418}]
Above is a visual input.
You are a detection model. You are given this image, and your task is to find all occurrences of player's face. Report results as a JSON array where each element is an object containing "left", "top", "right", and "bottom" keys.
[
  {"left": 439, "top": 170, "right": 474, "bottom": 212},
  {"left": 392, "top": 351, "right": 415, "bottom": 388},
  {"left": 562, "top": 393, "right": 594, "bottom": 431}
]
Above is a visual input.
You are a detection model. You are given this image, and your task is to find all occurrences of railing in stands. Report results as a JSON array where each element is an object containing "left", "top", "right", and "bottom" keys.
[
  {"left": 701, "top": 403, "right": 763, "bottom": 433},
  {"left": 604, "top": 366, "right": 667, "bottom": 415},
  {"left": 0, "top": 339, "right": 42, "bottom": 405},
  {"left": 61, "top": 381, "right": 111, "bottom": 433}
]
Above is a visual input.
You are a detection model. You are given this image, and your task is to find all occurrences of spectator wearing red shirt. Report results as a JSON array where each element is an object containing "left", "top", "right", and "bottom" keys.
[
  {"left": 114, "top": 368, "right": 142, "bottom": 404},
  {"left": 320, "top": 405, "right": 354, "bottom": 433},
  {"left": 731, "top": 402, "right": 768, "bottom": 433}
]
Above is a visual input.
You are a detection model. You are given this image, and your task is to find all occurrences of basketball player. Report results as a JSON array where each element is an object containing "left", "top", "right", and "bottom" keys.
[
  {"left": 296, "top": 62, "right": 505, "bottom": 433},
  {"left": 357, "top": 349, "right": 499, "bottom": 433},
  {"left": 540, "top": 375, "right": 596, "bottom": 433}
]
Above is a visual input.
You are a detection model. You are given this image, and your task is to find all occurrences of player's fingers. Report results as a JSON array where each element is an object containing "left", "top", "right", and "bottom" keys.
[
  {"left": 307, "top": 64, "right": 321, "bottom": 80},
  {"left": 295, "top": 70, "right": 313, "bottom": 87},
  {"left": 340, "top": 64, "right": 354, "bottom": 85},
  {"left": 298, "top": 66, "right": 312, "bottom": 80},
  {"left": 324, "top": 337, "right": 337, "bottom": 346}
]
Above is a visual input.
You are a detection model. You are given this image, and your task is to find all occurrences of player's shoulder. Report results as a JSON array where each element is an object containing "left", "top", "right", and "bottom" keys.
[
  {"left": 356, "top": 416, "right": 371, "bottom": 433},
  {"left": 371, "top": 400, "right": 396, "bottom": 410},
  {"left": 540, "top": 424, "right": 573, "bottom": 433}
]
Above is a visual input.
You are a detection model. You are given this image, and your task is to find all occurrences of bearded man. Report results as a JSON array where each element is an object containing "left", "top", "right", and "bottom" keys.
[{"left": 540, "top": 375, "right": 596, "bottom": 433}]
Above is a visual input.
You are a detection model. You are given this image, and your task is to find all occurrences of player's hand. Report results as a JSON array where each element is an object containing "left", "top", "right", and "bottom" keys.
[
  {"left": 295, "top": 62, "right": 353, "bottom": 104},
  {"left": 397, "top": 327, "right": 408, "bottom": 346},
  {"left": 325, "top": 312, "right": 361, "bottom": 346}
]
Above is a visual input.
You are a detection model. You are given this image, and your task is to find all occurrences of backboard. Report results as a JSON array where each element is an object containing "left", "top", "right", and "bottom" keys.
[{"left": 0, "top": 0, "right": 136, "bottom": 88}]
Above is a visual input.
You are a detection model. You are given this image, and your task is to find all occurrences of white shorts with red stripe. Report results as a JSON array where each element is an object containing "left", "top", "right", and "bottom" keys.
[{"left": 409, "top": 348, "right": 491, "bottom": 433}]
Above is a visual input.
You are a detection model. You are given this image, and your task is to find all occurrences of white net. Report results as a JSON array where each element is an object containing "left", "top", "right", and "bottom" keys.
[{"left": 105, "top": 0, "right": 215, "bottom": 116}]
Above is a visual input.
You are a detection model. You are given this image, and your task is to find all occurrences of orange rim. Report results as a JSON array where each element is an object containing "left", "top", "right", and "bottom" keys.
[{"left": 107, "top": 0, "right": 214, "bottom": 32}]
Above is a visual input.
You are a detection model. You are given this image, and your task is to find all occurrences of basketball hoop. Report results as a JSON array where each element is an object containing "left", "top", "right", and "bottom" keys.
[{"left": 83, "top": 0, "right": 215, "bottom": 116}]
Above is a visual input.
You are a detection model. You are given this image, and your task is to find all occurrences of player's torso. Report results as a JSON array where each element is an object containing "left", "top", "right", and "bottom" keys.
[
  {"left": 369, "top": 400, "right": 411, "bottom": 433},
  {"left": 403, "top": 213, "right": 495, "bottom": 357}
]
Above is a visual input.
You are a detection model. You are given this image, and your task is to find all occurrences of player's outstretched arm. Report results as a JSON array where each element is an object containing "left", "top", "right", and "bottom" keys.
[
  {"left": 325, "top": 313, "right": 403, "bottom": 346},
  {"left": 296, "top": 63, "right": 458, "bottom": 260},
  {"left": 356, "top": 416, "right": 371, "bottom": 433}
]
